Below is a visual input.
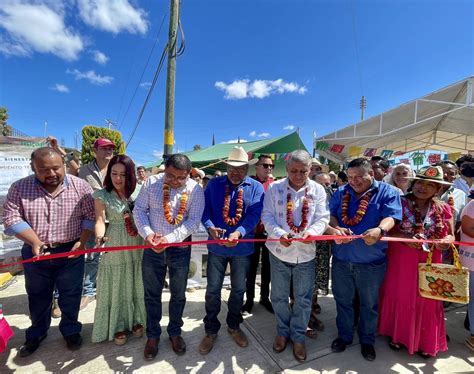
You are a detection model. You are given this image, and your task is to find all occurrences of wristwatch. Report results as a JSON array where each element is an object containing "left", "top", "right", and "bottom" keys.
[{"left": 377, "top": 226, "right": 386, "bottom": 236}]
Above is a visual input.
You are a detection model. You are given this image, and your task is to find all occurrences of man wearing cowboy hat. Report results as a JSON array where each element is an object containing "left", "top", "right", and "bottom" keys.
[
  {"left": 199, "top": 146, "right": 264, "bottom": 354},
  {"left": 309, "top": 158, "right": 329, "bottom": 180}
]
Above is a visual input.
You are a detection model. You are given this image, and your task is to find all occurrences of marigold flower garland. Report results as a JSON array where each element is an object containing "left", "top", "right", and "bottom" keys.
[
  {"left": 222, "top": 185, "right": 244, "bottom": 226},
  {"left": 163, "top": 183, "right": 188, "bottom": 225},
  {"left": 412, "top": 203, "right": 444, "bottom": 239},
  {"left": 124, "top": 213, "right": 138, "bottom": 237},
  {"left": 341, "top": 191, "right": 372, "bottom": 226},
  {"left": 286, "top": 188, "right": 309, "bottom": 233}
]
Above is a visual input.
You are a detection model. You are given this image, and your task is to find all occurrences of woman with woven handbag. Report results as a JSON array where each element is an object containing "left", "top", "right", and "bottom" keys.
[{"left": 378, "top": 165, "right": 455, "bottom": 358}]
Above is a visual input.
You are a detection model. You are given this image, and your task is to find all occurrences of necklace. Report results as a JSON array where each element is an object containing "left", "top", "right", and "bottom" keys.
[
  {"left": 286, "top": 188, "right": 309, "bottom": 233},
  {"left": 341, "top": 190, "right": 372, "bottom": 226},
  {"left": 412, "top": 202, "right": 444, "bottom": 239},
  {"left": 163, "top": 183, "right": 188, "bottom": 225},
  {"left": 222, "top": 185, "right": 244, "bottom": 226}
]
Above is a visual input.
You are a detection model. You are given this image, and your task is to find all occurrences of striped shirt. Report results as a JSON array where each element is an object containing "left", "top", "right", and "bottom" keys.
[
  {"left": 133, "top": 174, "right": 205, "bottom": 243},
  {"left": 2, "top": 174, "right": 95, "bottom": 243}
]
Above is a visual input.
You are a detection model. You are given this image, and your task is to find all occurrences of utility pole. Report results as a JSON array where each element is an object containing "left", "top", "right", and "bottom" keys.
[
  {"left": 163, "top": 0, "right": 180, "bottom": 157},
  {"left": 360, "top": 95, "right": 366, "bottom": 121}
]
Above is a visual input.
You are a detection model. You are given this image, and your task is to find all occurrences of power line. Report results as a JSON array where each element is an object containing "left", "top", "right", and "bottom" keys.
[
  {"left": 126, "top": 44, "right": 168, "bottom": 147},
  {"left": 118, "top": 11, "right": 168, "bottom": 130}
]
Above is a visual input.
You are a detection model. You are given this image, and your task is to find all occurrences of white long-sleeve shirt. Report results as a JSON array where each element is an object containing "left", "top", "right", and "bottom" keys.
[{"left": 261, "top": 178, "right": 329, "bottom": 264}]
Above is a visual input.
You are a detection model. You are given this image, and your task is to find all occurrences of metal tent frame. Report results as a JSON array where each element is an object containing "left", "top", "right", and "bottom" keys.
[{"left": 315, "top": 76, "right": 474, "bottom": 163}]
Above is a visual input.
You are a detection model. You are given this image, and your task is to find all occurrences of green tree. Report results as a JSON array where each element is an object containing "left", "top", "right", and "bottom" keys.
[
  {"left": 81, "top": 125, "right": 126, "bottom": 164},
  {"left": 0, "top": 107, "right": 12, "bottom": 136},
  {"left": 193, "top": 144, "right": 201, "bottom": 150}
]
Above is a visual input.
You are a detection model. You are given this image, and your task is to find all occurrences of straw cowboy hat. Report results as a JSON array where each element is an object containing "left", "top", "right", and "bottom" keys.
[
  {"left": 311, "top": 158, "right": 329, "bottom": 173},
  {"left": 411, "top": 165, "right": 452, "bottom": 186},
  {"left": 224, "top": 146, "right": 257, "bottom": 167}
]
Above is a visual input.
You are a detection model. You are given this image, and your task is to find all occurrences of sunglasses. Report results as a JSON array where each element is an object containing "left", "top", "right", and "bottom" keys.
[{"left": 259, "top": 164, "right": 274, "bottom": 169}]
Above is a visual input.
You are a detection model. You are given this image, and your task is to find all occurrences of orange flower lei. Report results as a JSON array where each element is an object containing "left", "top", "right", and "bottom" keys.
[
  {"left": 286, "top": 188, "right": 309, "bottom": 233},
  {"left": 447, "top": 194, "right": 455, "bottom": 215},
  {"left": 222, "top": 185, "right": 244, "bottom": 226},
  {"left": 163, "top": 183, "right": 188, "bottom": 225},
  {"left": 341, "top": 190, "right": 372, "bottom": 226}
]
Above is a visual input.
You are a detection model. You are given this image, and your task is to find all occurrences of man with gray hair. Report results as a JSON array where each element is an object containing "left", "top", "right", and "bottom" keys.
[{"left": 261, "top": 149, "right": 329, "bottom": 362}]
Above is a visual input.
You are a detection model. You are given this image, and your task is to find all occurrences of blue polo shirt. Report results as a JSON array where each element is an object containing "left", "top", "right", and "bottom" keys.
[
  {"left": 202, "top": 175, "right": 264, "bottom": 256},
  {"left": 330, "top": 180, "right": 402, "bottom": 264}
]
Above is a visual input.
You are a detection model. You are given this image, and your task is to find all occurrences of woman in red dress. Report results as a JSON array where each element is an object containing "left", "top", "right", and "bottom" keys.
[{"left": 378, "top": 165, "right": 454, "bottom": 357}]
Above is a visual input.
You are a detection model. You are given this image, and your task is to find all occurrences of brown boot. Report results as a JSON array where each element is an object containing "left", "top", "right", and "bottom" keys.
[
  {"left": 272, "top": 335, "right": 288, "bottom": 353},
  {"left": 227, "top": 328, "right": 248, "bottom": 347},
  {"left": 144, "top": 338, "right": 159, "bottom": 360},
  {"left": 169, "top": 336, "right": 186, "bottom": 355},
  {"left": 199, "top": 334, "right": 217, "bottom": 355},
  {"left": 293, "top": 342, "right": 307, "bottom": 362}
]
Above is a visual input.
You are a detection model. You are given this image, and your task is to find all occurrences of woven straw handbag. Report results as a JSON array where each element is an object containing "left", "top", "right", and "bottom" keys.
[{"left": 418, "top": 244, "right": 469, "bottom": 304}]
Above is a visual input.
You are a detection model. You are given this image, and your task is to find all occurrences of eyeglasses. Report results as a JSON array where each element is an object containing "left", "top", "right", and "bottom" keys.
[{"left": 258, "top": 164, "right": 274, "bottom": 169}]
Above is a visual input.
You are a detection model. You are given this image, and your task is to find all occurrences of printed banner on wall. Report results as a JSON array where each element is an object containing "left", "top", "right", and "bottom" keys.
[
  {"left": 330, "top": 144, "right": 345, "bottom": 154},
  {"left": 363, "top": 148, "right": 377, "bottom": 157},
  {"left": 0, "top": 136, "right": 46, "bottom": 263}
]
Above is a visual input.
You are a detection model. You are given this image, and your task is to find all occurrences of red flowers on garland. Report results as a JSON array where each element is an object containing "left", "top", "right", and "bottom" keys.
[
  {"left": 341, "top": 191, "right": 372, "bottom": 226},
  {"left": 412, "top": 203, "right": 444, "bottom": 239},
  {"left": 222, "top": 185, "right": 244, "bottom": 226},
  {"left": 286, "top": 188, "right": 309, "bottom": 233},
  {"left": 163, "top": 183, "right": 188, "bottom": 225},
  {"left": 124, "top": 213, "right": 138, "bottom": 237}
]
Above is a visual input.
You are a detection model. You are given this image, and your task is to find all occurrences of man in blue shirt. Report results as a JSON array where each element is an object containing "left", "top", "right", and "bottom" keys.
[
  {"left": 329, "top": 158, "right": 402, "bottom": 361},
  {"left": 199, "top": 146, "right": 264, "bottom": 355}
]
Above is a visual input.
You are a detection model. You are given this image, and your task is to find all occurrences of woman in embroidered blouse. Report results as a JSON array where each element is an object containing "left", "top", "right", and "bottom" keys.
[
  {"left": 378, "top": 166, "right": 454, "bottom": 358},
  {"left": 92, "top": 155, "right": 146, "bottom": 345}
]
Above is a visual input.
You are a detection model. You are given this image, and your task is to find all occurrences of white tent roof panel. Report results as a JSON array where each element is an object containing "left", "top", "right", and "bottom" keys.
[{"left": 316, "top": 77, "right": 474, "bottom": 162}]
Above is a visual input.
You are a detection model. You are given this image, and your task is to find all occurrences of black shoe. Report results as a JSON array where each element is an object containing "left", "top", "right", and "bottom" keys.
[
  {"left": 18, "top": 335, "right": 47, "bottom": 357},
  {"left": 64, "top": 333, "right": 83, "bottom": 351},
  {"left": 331, "top": 338, "right": 350, "bottom": 353},
  {"left": 361, "top": 344, "right": 376, "bottom": 361},
  {"left": 417, "top": 351, "right": 431, "bottom": 359},
  {"left": 465, "top": 314, "right": 470, "bottom": 331},
  {"left": 241, "top": 301, "right": 254, "bottom": 315},
  {"left": 259, "top": 298, "right": 274, "bottom": 314}
]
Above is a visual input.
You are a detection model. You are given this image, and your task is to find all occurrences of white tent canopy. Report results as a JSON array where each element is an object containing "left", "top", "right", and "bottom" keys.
[{"left": 316, "top": 76, "right": 474, "bottom": 163}]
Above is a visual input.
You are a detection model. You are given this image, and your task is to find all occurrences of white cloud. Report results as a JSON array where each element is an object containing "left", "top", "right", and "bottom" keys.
[
  {"left": 221, "top": 139, "right": 248, "bottom": 144},
  {"left": 249, "top": 130, "right": 270, "bottom": 138},
  {"left": 50, "top": 83, "right": 69, "bottom": 93},
  {"left": 0, "top": 1, "right": 84, "bottom": 60},
  {"left": 140, "top": 82, "right": 152, "bottom": 89},
  {"left": 152, "top": 149, "right": 163, "bottom": 158},
  {"left": 92, "top": 50, "right": 109, "bottom": 65},
  {"left": 283, "top": 125, "right": 295, "bottom": 130},
  {"left": 77, "top": 0, "right": 148, "bottom": 34},
  {"left": 215, "top": 79, "right": 308, "bottom": 100},
  {"left": 66, "top": 68, "right": 113, "bottom": 85}
]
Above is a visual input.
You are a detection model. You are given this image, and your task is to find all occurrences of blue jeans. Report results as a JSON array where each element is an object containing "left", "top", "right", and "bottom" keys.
[
  {"left": 204, "top": 252, "right": 251, "bottom": 334},
  {"left": 142, "top": 246, "right": 191, "bottom": 338},
  {"left": 331, "top": 256, "right": 386, "bottom": 345},
  {"left": 269, "top": 253, "right": 315, "bottom": 344},
  {"left": 82, "top": 235, "right": 99, "bottom": 297},
  {"left": 22, "top": 241, "right": 84, "bottom": 340}
]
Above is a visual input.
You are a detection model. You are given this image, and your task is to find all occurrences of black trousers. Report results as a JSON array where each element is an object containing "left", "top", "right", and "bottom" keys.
[{"left": 245, "top": 232, "right": 271, "bottom": 302}]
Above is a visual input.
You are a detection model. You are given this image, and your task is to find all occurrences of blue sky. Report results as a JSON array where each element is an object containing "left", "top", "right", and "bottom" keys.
[{"left": 1, "top": 0, "right": 473, "bottom": 165}]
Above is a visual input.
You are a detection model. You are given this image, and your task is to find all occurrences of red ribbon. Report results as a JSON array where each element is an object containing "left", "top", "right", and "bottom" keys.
[{"left": 1, "top": 235, "right": 473, "bottom": 269}]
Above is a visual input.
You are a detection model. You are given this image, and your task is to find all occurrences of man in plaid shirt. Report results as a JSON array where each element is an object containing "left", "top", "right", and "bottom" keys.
[{"left": 2, "top": 147, "right": 95, "bottom": 357}]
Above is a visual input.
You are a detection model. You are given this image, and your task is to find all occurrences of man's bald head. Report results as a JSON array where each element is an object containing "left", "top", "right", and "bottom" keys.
[
  {"left": 31, "top": 147, "right": 65, "bottom": 191},
  {"left": 31, "top": 147, "right": 63, "bottom": 161}
]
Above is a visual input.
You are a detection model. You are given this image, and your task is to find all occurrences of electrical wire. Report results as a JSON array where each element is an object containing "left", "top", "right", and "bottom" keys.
[
  {"left": 126, "top": 1, "right": 186, "bottom": 147},
  {"left": 117, "top": 11, "right": 168, "bottom": 130},
  {"left": 126, "top": 44, "right": 168, "bottom": 147}
]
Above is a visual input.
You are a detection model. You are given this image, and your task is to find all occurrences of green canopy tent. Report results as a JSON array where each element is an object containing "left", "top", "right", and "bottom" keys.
[
  {"left": 185, "top": 131, "right": 307, "bottom": 178},
  {"left": 143, "top": 132, "right": 308, "bottom": 178}
]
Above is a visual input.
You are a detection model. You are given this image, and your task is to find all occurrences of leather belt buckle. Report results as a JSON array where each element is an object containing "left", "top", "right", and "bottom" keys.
[{"left": 48, "top": 242, "right": 65, "bottom": 248}]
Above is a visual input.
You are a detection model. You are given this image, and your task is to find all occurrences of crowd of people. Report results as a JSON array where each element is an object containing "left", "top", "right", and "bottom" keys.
[{"left": 2, "top": 137, "right": 474, "bottom": 364}]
